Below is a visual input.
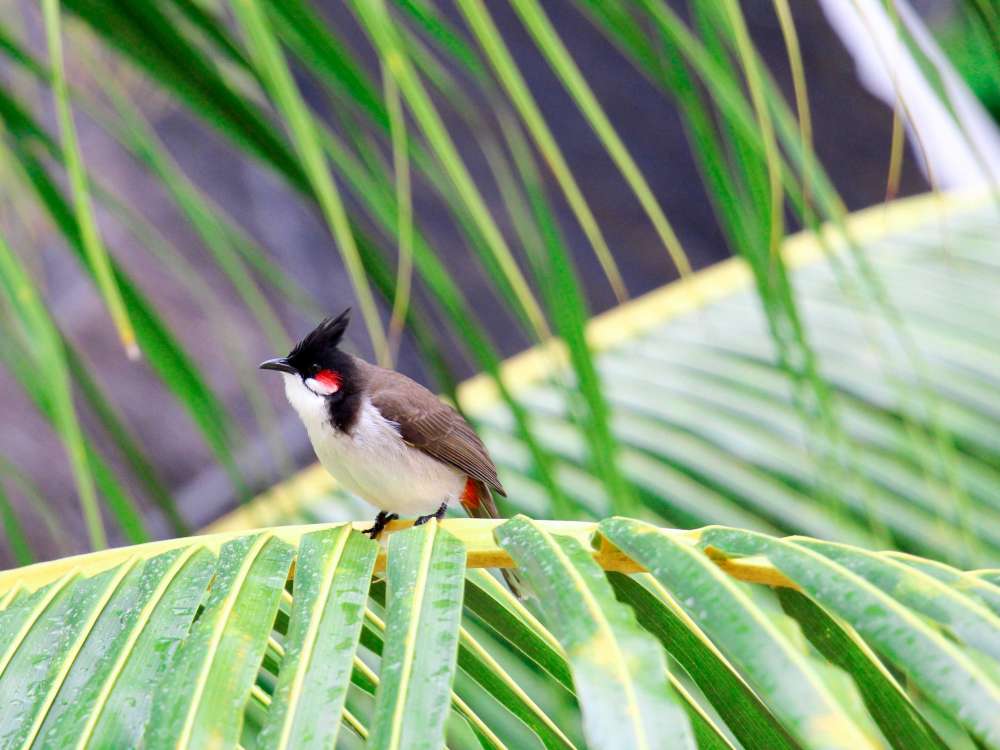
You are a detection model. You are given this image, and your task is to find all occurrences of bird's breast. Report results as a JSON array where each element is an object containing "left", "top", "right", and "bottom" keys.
[{"left": 286, "top": 380, "right": 465, "bottom": 515}]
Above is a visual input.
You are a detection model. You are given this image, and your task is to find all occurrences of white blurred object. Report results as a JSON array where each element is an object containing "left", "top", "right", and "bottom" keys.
[{"left": 819, "top": 0, "right": 1000, "bottom": 188}]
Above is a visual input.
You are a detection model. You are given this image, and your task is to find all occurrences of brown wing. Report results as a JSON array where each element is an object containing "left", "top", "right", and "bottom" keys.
[{"left": 365, "top": 365, "right": 506, "bottom": 497}]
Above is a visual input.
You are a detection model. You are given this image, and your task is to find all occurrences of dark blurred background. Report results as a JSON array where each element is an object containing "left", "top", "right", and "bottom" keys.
[{"left": 0, "top": 0, "right": 985, "bottom": 557}]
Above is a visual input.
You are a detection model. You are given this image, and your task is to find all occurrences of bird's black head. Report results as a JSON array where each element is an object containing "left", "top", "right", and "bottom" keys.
[{"left": 259, "top": 309, "right": 358, "bottom": 411}]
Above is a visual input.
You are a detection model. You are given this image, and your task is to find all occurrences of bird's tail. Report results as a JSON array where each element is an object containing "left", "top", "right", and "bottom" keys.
[{"left": 461, "top": 479, "right": 530, "bottom": 600}]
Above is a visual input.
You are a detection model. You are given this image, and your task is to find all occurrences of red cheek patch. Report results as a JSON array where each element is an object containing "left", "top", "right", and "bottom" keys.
[{"left": 315, "top": 369, "right": 342, "bottom": 391}]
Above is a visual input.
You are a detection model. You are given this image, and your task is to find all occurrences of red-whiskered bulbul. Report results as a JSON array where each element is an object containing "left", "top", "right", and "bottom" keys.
[{"left": 259, "top": 309, "right": 507, "bottom": 540}]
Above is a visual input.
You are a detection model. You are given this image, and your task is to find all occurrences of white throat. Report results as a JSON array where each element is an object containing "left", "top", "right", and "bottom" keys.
[{"left": 282, "top": 372, "right": 329, "bottom": 431}]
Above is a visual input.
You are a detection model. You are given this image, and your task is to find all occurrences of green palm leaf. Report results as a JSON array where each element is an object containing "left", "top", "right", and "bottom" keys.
[
  {"left": 496, "top": 516, "right": 696, "bottom": 750},
  {"left": 369, "top": 523, "right": 465, "bottom": 750},
  {"left": 0, "top": 519, "right": 997, "bottom": 748},
  {"left": 259, "top": 528, "right": 376, "bottom": 750}
]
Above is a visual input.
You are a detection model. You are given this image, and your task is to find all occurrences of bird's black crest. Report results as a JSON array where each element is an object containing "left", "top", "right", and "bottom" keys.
[{"left": 290, "top": 308, "right": 351, "bottom": 360}]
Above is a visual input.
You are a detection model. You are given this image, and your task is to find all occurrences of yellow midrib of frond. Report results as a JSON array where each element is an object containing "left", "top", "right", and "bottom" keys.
[{"left": 0, "top": 520, "right": 802, "bottom": 595}]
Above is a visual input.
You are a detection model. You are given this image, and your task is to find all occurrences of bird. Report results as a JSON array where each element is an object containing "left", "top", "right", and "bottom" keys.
[{"left": 259, "top": 309, "right": 508, "bottom": 541}]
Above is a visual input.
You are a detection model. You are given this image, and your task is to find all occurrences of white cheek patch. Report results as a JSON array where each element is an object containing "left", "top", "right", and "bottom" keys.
[{"left": 305, "top": 377, "right": 338, "bottom": 396}]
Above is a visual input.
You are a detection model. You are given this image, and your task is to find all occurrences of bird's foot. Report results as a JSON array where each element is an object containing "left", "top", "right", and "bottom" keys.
[
  {"left": 414, "top": 502, "right": 448, "bottom": 527},
  {"left": 363, "top": 511, "right": 398, "bottom": 539}
]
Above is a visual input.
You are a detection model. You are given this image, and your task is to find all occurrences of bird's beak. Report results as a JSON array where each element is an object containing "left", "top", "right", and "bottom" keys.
[{"left": 259, "top": 357, "right": 296, "bottom": 374}]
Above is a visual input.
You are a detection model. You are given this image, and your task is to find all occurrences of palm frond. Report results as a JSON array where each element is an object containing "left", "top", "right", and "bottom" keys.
[{"left": 0, "top": 518, "right": 997, "bottom": 748}]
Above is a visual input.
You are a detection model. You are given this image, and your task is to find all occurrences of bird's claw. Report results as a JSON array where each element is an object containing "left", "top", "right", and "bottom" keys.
[
  {"left": 414, "top": 502, "right": 448, "bottom": 527},
  {"left": 363, "top": 511, "right": 398, "bottom": 539}
]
